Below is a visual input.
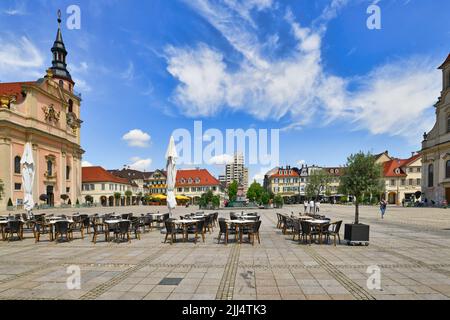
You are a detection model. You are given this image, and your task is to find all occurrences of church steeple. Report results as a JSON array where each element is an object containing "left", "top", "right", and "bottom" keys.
[{"left": 49, "top": 10, "right": 73, "bottom": 84}]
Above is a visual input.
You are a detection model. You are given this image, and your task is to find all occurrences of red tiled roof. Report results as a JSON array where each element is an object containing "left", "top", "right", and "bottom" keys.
[
  {"left": 0, "top": 82, "right": 36, "bottom": 104},
  {"left": 176, "top": 169, "right": 220, "bottom": 187},
  {"left": 438, "top": 53, "right": 450, "bottom": 69},
  {"left": 383, "top": 154, "right": 420, "bottom": 177},
  {"left": 82, "top": 166, "right": 131, "bottom": 184},
  {"left": 270, "top": 168, "right": 299, "bottom": 178}
]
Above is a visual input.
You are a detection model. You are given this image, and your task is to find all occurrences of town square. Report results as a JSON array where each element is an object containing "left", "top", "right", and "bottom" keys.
[{"left": 0, "top": 0, "right": 450, "bottom": 303}]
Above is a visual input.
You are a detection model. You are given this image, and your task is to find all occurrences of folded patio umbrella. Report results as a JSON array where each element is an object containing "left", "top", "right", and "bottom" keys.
[
  {"left": 165, "top": 136, "right": 178, "bottom": 217},
  {"left": 21, "top": 142, "right": 35, "bottom": 216}
]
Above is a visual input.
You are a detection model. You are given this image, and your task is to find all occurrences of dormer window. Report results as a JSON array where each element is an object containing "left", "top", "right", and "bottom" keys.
[
  {"left": 188, "top": 178, "right": 193, "bottom": 184},
  {"left": 195, "top": 178, "right": 200, "bottom": 184}
]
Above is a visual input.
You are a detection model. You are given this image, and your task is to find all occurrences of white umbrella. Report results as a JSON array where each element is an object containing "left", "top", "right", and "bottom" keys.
[
  {"left": 165, "top": 136, "right": 178, "bottom": 216},
  {"left": 21, "top": 142, "right": 35, "bottom": 216}
]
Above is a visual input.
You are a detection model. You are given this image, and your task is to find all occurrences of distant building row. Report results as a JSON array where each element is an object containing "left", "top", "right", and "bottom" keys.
[
  {"left": 264, "top": 151, "right": 422, "bottom": 205},
  {"left": 81, "top": 166, "right": 222, "bottom": 206}
]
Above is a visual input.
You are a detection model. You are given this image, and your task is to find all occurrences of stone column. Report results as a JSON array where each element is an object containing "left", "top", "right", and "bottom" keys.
[{"left": 0, "top": 137, "right": 12, "bottom": 209}]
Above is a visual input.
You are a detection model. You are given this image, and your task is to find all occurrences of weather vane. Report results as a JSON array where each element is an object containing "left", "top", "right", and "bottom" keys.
[{"left": 57, "top": 9, "right": 62, "bottom": 25}]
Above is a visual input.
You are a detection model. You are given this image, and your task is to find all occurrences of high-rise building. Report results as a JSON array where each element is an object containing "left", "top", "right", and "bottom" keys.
[{"left": 224, "top": 153, "right": 249, "bottom": 191}]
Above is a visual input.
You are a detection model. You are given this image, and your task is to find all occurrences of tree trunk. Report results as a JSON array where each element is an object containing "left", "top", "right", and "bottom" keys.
[{"left": 355, "top": 200, "right": 359, "bottom": 224}]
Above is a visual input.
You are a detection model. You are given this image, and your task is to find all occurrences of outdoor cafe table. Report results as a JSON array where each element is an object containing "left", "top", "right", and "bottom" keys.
[
  {"left": 226, "top": 220, "right": 255, "bottom": 243},
  {"left": 173, "top": 219, "right": 198, "bottom": 242},
  {"left": 308, "top": 220, "right": 330, "bottom": 244}
]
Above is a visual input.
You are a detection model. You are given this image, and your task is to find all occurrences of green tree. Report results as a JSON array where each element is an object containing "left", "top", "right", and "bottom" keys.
[
  {"left": 338, "top": 152, "right": 384, "bottom": 224},
  {"left": 247, "top": 181, "right": 263, "bottom": 203},
  {"left": 125, "top": 190, "right": 132, "bottom": 206},
  {"left": 228, "top": 180, "right": 238, "bottom": 202},
  {"left": 114, "top": 192, "right": 122, "bottom": 206},
  {"left": 273, "top": 194, "right": 284, "bottom": 208},
  {"left": 261, "top": 191, "right": 270, "bottom": 206},
  {"left": 305, "top": 169, "right": 333, "bottom": 202},
  {"left": 60, "top": 194, "right": 69, "bottom": 204}
]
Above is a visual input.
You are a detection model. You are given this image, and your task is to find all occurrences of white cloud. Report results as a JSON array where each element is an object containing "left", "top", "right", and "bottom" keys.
[
  {"left": 129, "top": 157, "right": 152, "bottom": 171},
  {"left": 0, "top": 36, "right": 44, "bottom": 81},
  {"left": 3, "top": 1, "right": 27, "bottom": 16},
  {"left": 297, "top": 160, "right": 306, "bottom": 166},
  {"left": 82, "top": 161, "right": 94, "bottom": 167},
  {"left": 121, "top": 61, "right": 135, "bottom": 82},
  {"left": 166, "top": 0, "right": 441, "bottom": 143},
  {"left": 207, "top": 154, "right": 234, "bottom": 165},
  {"left": 122, "top": 129, "right": 151, "bottom": 148},
  {"left": 252, "top": 166, "right": 271, "bottom": 183}
]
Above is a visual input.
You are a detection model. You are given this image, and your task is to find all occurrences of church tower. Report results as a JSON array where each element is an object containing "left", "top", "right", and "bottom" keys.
[{"left": 47, "top": 10, "right": 74, "bottom": 92}]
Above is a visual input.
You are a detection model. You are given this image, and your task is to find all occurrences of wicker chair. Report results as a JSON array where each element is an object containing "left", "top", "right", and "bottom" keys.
[
  {"left": 34, "top": 216, "right": 53, "bottom": 243},
  {"left": 143, "top": 214, "right": 157, "bottom": 231},
  {"left": 187, "top": 219, "right": 205, "bottom": 243},
  {"left": 276, "top": 213, "right": 283, "bottom": 229},
  {"left": 164, "top": 219, "right": 183, "bottom": 245},
  {"left": 292, "top": 219, "right": 302, "bottom": 241},
  {"left": 204, "top": 214, "right": 214, "bottom": 233},
  {"left": 131, "top": 217, "right": 144, "bottom": 240},
  {"left": 282, "top": 216, "right": 294, "bottom": 235},
  {"left": 70, "top": 216, "right": 85, "bottom": 239},
  {"left": 54, "top": 221, "right": 72, "bottom": 243},
  {"left": 4, "top": 220, "right": 24, "bottom": 241},
  {"left": 324, "top": 221, "right": 342, "bottom": 246},
  {"left": 114, "top": 220, "right": 132, "bottom": 243},
  {"left": 300, "top": 220, "right": 312, "bottom": 245},
  {"left": 91, "top": 218, "right": 108, "bottom": 244},
  {"left": 247, "top": 220, "right": 262, "bottom": 245}
]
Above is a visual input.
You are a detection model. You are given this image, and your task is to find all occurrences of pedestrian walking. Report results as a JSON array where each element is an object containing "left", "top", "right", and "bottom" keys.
[
  {"left": 303, "top": 200, "right": 308, "bottom": 213},
  {"left": 316, "top": 200, "right": 320, "bottom": 213},
  {"left": 380, "top": 200, "right": 387, "bottom": 219}
]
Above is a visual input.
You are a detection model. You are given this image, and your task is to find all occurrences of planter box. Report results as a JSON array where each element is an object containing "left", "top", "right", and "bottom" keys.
[{"left": 344, "top": 223, "right": 370, "bottom": 245}]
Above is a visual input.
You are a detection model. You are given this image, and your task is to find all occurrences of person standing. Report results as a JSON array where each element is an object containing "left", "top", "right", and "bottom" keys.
[
  {"left": 380, "top": 200, "right": 387, "bottom": 219},
  {"left": 304, "top": 200, "right": 308, "bottom": 213},
  {"left": 309, "top": 199, "right": 315, "bottom": 214},
  {"left": 316, "top": 200, "right": 320, "bottom": 213}
]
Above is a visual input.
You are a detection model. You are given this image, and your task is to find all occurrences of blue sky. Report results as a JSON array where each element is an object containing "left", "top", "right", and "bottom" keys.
[{"left": 1, "top": 0, "right": 449, "bottom": 182}]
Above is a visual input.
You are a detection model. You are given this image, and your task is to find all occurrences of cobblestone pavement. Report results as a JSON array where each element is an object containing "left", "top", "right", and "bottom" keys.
[{"left": 0, "top": 204, "right": 449, "bottom": 300}]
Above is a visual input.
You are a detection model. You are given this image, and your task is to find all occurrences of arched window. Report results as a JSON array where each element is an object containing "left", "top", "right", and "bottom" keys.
[
  {"left": 66, "top": 166, "right": 71, "bottom": 180},
  {"left": 428, "top": 164, "right": 434, "bottom": 187},
  {"left": 14, "top": 156, "right": 21, "bottom": 174},
  {"left": 47, "top": 160, "right": 53, "bottom": 177},
  {"left": 68, "top": 99, "right": 73, "bottom": 113},
  {"left": 59, "top": 80, "right": 64, "bottom": 88}
]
